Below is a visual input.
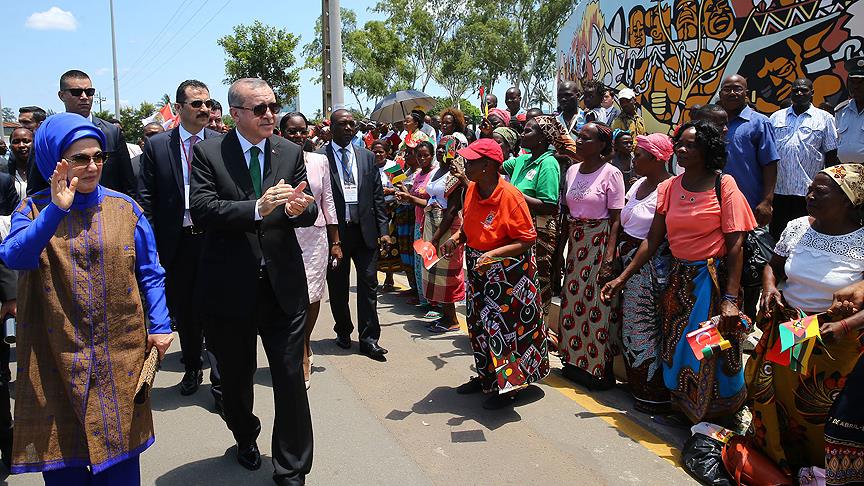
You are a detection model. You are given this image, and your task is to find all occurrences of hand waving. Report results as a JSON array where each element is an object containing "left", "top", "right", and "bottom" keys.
[{"left": 51, "top": 161, "right": 78, "bottom": 210}]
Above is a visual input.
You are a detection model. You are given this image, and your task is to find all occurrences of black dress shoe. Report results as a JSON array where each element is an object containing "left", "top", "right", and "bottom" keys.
[
  {"left": 237, "top": 442, "right": 261, "bottom": 470},
  {"left": 179, "top": 369, "right": 203, "bottom": 396},
  {"left": 359, "top": 342, "right": 388, "bottom": 361},
  {"left": 335, "top": 336, "right": 351, "bottom": 349}
]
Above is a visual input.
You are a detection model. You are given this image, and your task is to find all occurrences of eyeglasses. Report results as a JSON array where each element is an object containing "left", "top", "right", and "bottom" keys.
[
  {"left": 720, "top": 86, "right": 746, "bottom": 94},
  {"left": 62, "top": 88, "right": 96, "bottom": 97},
  {"left": 64, "top": 152, "right": 107, "bottom": 169},
  {"left": 283, "top": 128, "right": 307, "bottom": 135},
  {"left": 232, "top": 102, "right": 280, "bottom": 117},
  {"left": 179, "top": 99, "right": 214, "bottom": 109}
]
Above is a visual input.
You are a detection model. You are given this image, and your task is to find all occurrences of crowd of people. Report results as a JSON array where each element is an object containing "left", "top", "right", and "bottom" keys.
[{"left": 0, "top": 59, "right": 864, "bottom": 485}]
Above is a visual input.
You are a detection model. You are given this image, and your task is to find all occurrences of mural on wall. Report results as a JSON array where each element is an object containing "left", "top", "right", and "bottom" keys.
[{"left": 556, "top": 0, "right": 864, "bottom": 132}]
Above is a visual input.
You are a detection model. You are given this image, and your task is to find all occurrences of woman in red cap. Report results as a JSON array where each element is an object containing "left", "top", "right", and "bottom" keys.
[{"left": 441, "top": 139, "right": 550, "bottom": 409}]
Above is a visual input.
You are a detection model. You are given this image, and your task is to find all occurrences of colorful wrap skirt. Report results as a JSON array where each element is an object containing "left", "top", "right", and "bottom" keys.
[
  {"left": 394, "top": 203, "right": 415, "bottom": 268},
  {"left": 661, "top": 258, "right": 746, "bottom": 423},
  {"left": 465, "top": 246, "right": 549, "bottom": 393},
  {"left": 533, "top": 213, "right": 559, "bottom": 314},
  {"left": 825, "top": 351, "right": 864, "bottom": 485},
  {"left": 558, "top": 218, "right": 621, "bottom": 383},
  {"left": 422, "top": 206, "right": 465, "bottom": 303},
  {"left": 377, "top": 200, "right": 402, "bottom": 273}
]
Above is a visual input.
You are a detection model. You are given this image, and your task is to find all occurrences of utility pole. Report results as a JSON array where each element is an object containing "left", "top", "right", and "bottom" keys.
[
  {"left": 321, "top": 0, "right": 344, "bottom": 118},
  {"left": 109, "top": 0, "right": 122, "bottom": 115},
  {"left": 95, "top": 91, "right": 107, "bottom": 113}
]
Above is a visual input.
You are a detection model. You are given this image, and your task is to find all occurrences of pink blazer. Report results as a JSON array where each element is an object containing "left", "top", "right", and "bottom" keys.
[{"left": 304, "top": 152, "right": 338, "bottom": 227}]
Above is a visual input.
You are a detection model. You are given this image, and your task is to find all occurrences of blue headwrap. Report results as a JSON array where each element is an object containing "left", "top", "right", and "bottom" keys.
[{"left": 33, "top": 113, "right": 106, "bottom": 181}]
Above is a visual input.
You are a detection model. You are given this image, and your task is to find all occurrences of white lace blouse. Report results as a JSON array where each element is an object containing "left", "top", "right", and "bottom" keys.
[{"left": 774, "top": 216, "right": 864, "bottom": 313}]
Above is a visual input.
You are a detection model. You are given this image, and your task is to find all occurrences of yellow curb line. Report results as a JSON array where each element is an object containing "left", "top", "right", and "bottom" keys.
[{"left": 379, "top": 271, "right": 681, "bottom": 467}]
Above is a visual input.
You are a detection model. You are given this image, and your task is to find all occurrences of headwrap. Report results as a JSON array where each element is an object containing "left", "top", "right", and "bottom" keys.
[
  {"left": 820, "top": 164, "right": 864, "bottom": 206},
  {"left": 534, "top": 115, "right": 579, "bottom": 160},
  {"left": 492, "top": 127, "right": 519, "bottom": 150},
  {"left": 34, "top": 113, "right": 106, "bottom": 181},
  {"left": 488, "top": 108, "right": 511, "bottom": 127},
  {"left": 635, "top": 133, "right": 674, "bottom": 162},
  {"left": 410, "top": 109, "right": 425, "bottom": 128},
  {"left": 612, "top": 128, "right": 632, "bottom": 142}
]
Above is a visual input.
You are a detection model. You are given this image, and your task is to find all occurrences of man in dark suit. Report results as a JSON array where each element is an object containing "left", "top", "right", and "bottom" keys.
[
  {"left": 132, "top": 122, "right": 165, "bottom": 180},
  {"left": 322, "top": 109, "right": 391, "bottom": 361},
  {"left": 26, "top": 70, "right": 137, "bottom": 198},
  {"left": 139, "top": 80, "right": 222, "bottom": 400},
  {"left": 190, "top": 78, "right": 317, "bottom": 485}
]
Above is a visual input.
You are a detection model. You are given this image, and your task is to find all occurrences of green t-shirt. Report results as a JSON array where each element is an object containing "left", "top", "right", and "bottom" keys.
[{"left": 503, "top": 150, "right": 560, "bottom": 204}]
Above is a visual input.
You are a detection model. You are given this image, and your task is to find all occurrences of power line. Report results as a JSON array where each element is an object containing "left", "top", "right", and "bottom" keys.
[
  {"left": 120, "top": 0, "right": 196, "bottom": 80},
  {"left": 121, "top": 0, "right": 213, "bottom": 82},
  {"left": 123, "top": 0, "right": 234, "bottom": 92}
]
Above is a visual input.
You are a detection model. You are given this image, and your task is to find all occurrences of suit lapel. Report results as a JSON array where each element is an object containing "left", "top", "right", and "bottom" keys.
[
  {"left": 263, "top": 137, "right": 276, "bottom": 190},
  {"left": 326, "top": 144, "right": 345, "bottom": 201},
  {"left": 168, "top": 128, "right": 184, "bottom": 195},
  {"left": 352, "top": 145, "right": 364, "bottom": 197},
  {"left": 224, "top": 130, "right": 256, "bottom": 200}
]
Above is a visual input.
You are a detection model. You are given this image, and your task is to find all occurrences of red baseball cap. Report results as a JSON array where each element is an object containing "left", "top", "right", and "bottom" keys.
[{"left": 457, "top": 138, "right": 504, "bottom": 164}]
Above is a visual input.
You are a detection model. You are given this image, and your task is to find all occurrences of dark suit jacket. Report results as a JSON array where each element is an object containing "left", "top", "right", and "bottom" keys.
[
  {"left": 319, "top": 143, "right": 388, "bottom": 249},
  {"left": 138, "top": 126, "right": 222, "bottom": 266},
  {"left": 0, "top": 173, "right": 19, "bottom": 302},
  {"left": 189, "top": 130, "right": 318, "bottom": 319},
  {"left": 26, "top": 115, "right": 137, "bottom": 198}
]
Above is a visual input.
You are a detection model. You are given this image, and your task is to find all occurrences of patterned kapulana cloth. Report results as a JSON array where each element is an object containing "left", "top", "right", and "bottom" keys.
[{"left": 465, "top": 246, "right": 549, "bottom": 393}]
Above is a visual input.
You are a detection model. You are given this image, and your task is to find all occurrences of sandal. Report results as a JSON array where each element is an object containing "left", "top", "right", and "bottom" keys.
[
  {"left": 456, "top": 377, "right": 483, "bottom": 395},
  {"left": 427, "top": 321, "right": 460, "bottom": 333},
  {"left": 421, "top": 310, "right": 442, "bottom": 320}
]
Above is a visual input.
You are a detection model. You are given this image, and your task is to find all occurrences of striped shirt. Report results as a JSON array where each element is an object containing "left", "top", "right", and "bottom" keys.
[{"left": 769, "top": 105, "right": 838, "bottom": 196}]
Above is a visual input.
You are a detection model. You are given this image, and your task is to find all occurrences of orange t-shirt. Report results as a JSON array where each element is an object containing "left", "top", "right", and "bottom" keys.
[
  {"left": 656, "top": 174, "right": 757, "bottom": 260},
  {"left": 463, "top": 178, "right": 537, "bottom": 252}
]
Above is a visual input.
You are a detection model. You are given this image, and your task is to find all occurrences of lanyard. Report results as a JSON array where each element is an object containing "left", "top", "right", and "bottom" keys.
[
  {"left": 180, "top": 136, "right": 196, "bottom": 178},
  {"left": 339, "top": 147, "right": 354, "bottom": 182}
]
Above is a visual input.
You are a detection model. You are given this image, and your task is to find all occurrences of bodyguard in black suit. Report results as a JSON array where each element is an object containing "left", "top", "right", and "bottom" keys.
[
  {"left": 190, "top": 78, "right": 317, "bottom": 486},
  {"left": 27, "top": 70, "right": 136, "bottom": 197},
  {"left": 139, "top": 80, "right": 222, "bottom": 398},
  {"left": 321, "top": 110, "right": 391, "bottom": 361}
]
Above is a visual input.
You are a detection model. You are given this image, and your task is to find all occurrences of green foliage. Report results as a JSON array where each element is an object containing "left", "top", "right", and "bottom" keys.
[
  {"left": 222, "top": 115, "right": 236, "bottom": 129},
  {"left": 218, "top": 20, "right": 302, "bottom": 104},
  {"left": 118, "top": 101, "right": 158, "bottom": 143},
  {"left": 428, "top": 97, "right": 481, "bottom": 124},
  {"left": 1, "top": 108, "right": 15, "bottom": 122},
  {"left": 92, "top": 109, "right": 114, "bottom": 121}
]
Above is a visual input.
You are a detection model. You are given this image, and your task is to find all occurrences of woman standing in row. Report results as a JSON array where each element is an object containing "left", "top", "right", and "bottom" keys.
[
  {"left": 422, "top": 136, "right": 467, "bottom": 332},
  {"left": 616, "top": 133, "right": 673, "bottom": 412},
  {"left": 281, "top": 112, "right": 340, "bottom": 388},
  {"left": 602, "top": 120, "right": 756, "bottom": 423},
  {"left": 441, "top": 139, "right": 549, "bottom": 409},
  {"left": 558, "top": 122, "right": 625, "bottom": 390},
  {"left": 371, "top": 139, "right": 402, "bottom": 292}
]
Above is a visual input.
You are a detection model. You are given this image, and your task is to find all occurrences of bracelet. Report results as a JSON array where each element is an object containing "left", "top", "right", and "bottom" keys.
[
  {"left": 721, "top": 293, "right": 738, "bottom": 304},
  {"left": 840, "top": 319, "right": 851, "bottom": 335},
  {"left": 331, "top": 241, "right": 341, "bottom": 247}
]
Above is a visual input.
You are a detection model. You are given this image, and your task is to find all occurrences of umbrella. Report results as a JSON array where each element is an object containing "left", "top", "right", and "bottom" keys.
[{"left": 369, "top": 90, "right": 436, "bottom": 124}]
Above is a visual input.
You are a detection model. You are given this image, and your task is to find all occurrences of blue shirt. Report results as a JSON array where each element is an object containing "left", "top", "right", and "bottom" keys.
[
  {"left": 0, "top": 186, "right": 171, "bottom": 334},
  {"left": 725, "top": 106, "right": 779, "bottom": 209}
]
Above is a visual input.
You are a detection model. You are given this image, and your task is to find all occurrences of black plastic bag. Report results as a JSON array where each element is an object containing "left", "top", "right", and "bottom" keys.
[{"left": 682, "top": 433, "right": 734, "bottom": 486}]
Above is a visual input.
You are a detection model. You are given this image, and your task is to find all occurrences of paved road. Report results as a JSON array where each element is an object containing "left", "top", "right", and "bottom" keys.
[{"left": 3, "top": 273, "right": 697, "bottom": 485}]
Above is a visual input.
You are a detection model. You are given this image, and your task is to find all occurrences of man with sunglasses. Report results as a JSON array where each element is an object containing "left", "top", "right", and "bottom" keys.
[
  {"left": 138, "top": 80, "right": 223, "bottom": 405},
  {"left": 25, "top": 70, "right": 137, "bottom": 199},
  {"left": 189, "top": 78, "right": 317, "bottom": 485}
]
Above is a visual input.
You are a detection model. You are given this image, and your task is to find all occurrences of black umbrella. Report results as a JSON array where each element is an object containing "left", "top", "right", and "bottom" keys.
[{"left": 369, "top": 90, "right": 436, "bottom": 124}]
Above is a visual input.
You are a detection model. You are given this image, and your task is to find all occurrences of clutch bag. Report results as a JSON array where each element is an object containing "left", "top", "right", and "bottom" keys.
[{"left": 134, "top": 346, "right": 160, "bottom": 404}]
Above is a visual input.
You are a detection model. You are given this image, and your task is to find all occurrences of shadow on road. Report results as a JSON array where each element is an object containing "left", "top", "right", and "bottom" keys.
[{"left": 155, "top": 446, "right": 275, "bottom": 485}]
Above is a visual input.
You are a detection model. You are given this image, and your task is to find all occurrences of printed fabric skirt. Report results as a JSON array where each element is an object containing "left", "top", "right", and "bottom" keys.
[
  {"left": 295, "top": 225, "right": 328, "bottom": 303},
  {"left": 558, "top": 218, "right": 621, "bottom": 386},
  {"left": 661, "top": 258, "right": 746, "bottom": 423},
  {"left": 465, "top": 246, "right": 549, "bottom": 393},
  {"left": 422, "top": 206, "right": 465, "bottom": 303},
  {"left": 826, "top": 351, "right": 864, "bottom": 485},
  {"left": 378, "top": 201, "right": 402, "bottom": 273},
  {"left": 534, "top": 213, "right": 559, "bottom": 314},
  {"left": 394, "top": 203, "right": 415, "bottom": 268},
  {"left": 413, "top": 224, "right": 427, "bottom": 305},
  {"left": 619, "top": 235, "right": 672, "bottom": 412},
  {"left": 746, "top": 305, "right": 862, "bottom": 474}
]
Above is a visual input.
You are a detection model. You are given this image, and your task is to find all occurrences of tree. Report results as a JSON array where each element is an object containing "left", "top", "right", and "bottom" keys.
[
  {"left": 92, "top": 109, "right": 114, "bottom": 121},
  {"left": 218, "top": 20, "right": 302, "bottom": 103},
  {"left": 434, "top": 34, "right": 479, "bottom": 108},
  {"left": 118, "top": 101, "right": 157, "bottom": 144},
  {"left": 1, "top": 108, "right": 15, "bottom": 122},
  {"left": 428, "top": 97, "right": 482, "bottom": 124}
]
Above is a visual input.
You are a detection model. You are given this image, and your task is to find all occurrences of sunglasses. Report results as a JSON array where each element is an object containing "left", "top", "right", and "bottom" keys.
[
  {"left": 63, "top": 88, "right": 96, "bottom": 97},
  {"left": 64, "top": 152, "right": 107, "bottom": 168},
  {"left": 232, "top": 102, "right": 280, "bottom": 117},
  {"left": 179, "top": 99, "right": 214, "bottom": 109}
]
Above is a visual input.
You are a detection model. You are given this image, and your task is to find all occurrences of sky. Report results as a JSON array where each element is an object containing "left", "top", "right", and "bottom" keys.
[{"left": 0, "top": 0, "right": 457, "bottom": 121}]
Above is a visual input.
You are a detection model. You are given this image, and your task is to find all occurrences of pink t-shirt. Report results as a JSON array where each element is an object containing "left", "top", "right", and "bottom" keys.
[
  {"left": 564, "top": 162, "right": 625, "bottom": 220},
  {"left": 621, "top": 177, "right": 658, "bottom": 240},
  {"left": 656, "top": 174, "right": 757, "bottom": 260}
]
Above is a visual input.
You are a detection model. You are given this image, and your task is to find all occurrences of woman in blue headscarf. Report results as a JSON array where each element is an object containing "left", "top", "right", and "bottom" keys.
[{"left": 0, "top": 113, "right": 172, "bottom": 485}]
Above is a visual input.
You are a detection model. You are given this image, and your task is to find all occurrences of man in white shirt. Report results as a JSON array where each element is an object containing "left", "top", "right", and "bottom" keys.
[{"left": 769, "top": 78, "right": 839, "bottom": 239}]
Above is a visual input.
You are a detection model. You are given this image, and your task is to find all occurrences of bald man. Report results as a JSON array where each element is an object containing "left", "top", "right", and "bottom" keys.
[{"left": 556, "top": 80, "right": 585, "bottom": 134}]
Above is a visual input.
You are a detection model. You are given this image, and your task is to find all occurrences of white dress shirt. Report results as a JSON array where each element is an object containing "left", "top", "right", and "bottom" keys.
[
  {"left": 330, "top": 141, "right": 359, "bottom": 222},
  {"left": 179, "top": 124, "right": 206, "bottom": 226},
  {"left": 236, "top": 130, "right": 268, "bottom": 221},
  {"left": 769, "top": 105, "right": 838, "bottom": 196}
]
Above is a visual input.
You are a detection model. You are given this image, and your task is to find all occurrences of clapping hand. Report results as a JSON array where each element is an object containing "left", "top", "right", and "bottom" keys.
[
  {"left": 51, "top": 161, "right": 78, "bottom": 210},
  {"left": 285, "top": 181, "right": 315, "bottom": 216}
]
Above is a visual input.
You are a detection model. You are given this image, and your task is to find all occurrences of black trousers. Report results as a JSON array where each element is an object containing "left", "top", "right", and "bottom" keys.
[
  {"left": 326, "top": 224, "right": 381, "bottom": 345},
  {"left": 206, "top": 269, "right": 312, "bottom": 484},
  {"left": 165, "top": 231, "right": 206, "bottom": 372},
  {"left": 769, "top": 194, "right": 808, "bottom": 241}
]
